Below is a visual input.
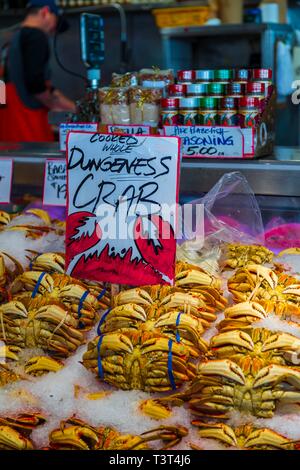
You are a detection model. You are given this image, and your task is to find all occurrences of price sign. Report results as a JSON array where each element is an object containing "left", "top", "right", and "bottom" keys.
[
  {"left": 0, "top": 159, "right": 13, "bottom": 203},
  {"left": 106, "top": 124, "right": 151, "bottom": 136},
  {"left": 164, "top": 125, "right": 245, "bottom": 158},
  {"left": 59, "top": 123, "right": 98, "bottom": 151},
  {"left": 66, "top": 132, "right": 181, "bottom": 286},
  {"left": 43, "top": 159, "right": 67, "bottom": 206}
]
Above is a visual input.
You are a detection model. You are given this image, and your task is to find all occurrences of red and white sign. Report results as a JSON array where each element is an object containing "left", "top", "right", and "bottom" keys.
[
  {"left": 65, "top": 132, "right": 181, "bottom": 286},
  {"left": 59, "top": 123, "right": 98, "bottom": 151},
  {"left": 106, "top": 124, "right": 151, "bottom": 136},
  {"left": 0, "top": 159, "right": 13, "bottom": 203},
  {"left": 43, "top": 159, "right": 67, "bottom": 206},
  {"left": 164, "top": 125, "right": 245, "bottom": 158}
]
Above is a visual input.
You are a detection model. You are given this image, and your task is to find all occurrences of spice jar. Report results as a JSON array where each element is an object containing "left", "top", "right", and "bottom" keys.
[
  {"left": 226, "top": 82, "right": 245, "bottom": 98},
  {"left": 196, "top": 70, "right": 214, "bottom": 83},
  {"left": 234, "top": 69, "right": 249, "bottom": 84},
  {"left": 198, "top": 97, "right": 219, "bottom": 126},
  {"left": 161, "top": 98, "right": 179, "bottom": 126},
  {"left": 246, "top": 82, "right": 266, "bottom": 111},
  {"left": 167, "top": 84, "right": 187, "bottom": 97},
  {"left": 207, "top": 82, "right": 227, "bottom": 98},
  {"left": 186, "top": 83, "right": 208, "bottom": 97},
  {"left": 99, "top": 87, "right": 130, "bottom": 124},
  {"left": 179, "top": 97, "right": 200, "bottom": 125},
  {"left": 218, "top": 97, "right": 239, "bottom": 126},
  {"left": 251, "top": 69, "right": 273, "bottom": 97},
  {"left": 214, "top": 69, "right": 234, "bottom": 84},
  {"left": 238, "top": 97, "right": 260, "bottom": 128},
  {"left": 177, "top": 70, "right": 196, "bottom": 84}
]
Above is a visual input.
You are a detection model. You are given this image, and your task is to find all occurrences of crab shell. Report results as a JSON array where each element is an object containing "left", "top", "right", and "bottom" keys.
[{"left": 221, "top": 244, "right": 274, "bottom": 270}]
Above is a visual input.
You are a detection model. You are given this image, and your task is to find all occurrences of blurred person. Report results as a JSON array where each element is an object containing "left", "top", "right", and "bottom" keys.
[{"left": 0, "top": 0, "right": 75, "bottom": 142}]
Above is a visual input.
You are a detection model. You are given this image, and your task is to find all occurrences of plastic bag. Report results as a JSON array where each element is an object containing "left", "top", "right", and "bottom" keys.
[
  {"left": 128, "top": 87, "right": 162, "bottom": 125},
  {"left": 177, "top": 171, "right": 265, "bottom": 270},
  {"left": 99, "top": 87, "right": 130, "bottom": 125}
]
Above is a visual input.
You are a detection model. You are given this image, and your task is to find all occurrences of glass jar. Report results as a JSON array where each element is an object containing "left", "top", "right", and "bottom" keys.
[
  {"left": 198, "top": 97, "right": 219, "bottom": 126},
  {"left": 177, "top": 70, "right": 196, "bottom": 84},
  {"left": 195, "top": 70, "right": 214, "bottom": 83},
  {"left": 218, "top": 97, "right": 239, "bottom": 126},
  {"left": 246, "top": 82, "right": 266, "bottom": 111},
  {"left": 207, "top": 82, "right": 227, "bottom": 98},
  {"left": 251, "top": 69, "right": 273, "bottom": 97},
  {"left": 238, "top": 97, "right": 260, "bottom": 128},
  {"left": 161, "top": 98, "right": 179, "bottom": 126},
  {"left": 186, "top": 83, "right": 208, "bottom": 97},
  {"left": 226, "top": 82, "right": 245, "bottom": 98},
  {"left": 167, "top": 84, "right": 187, "bottom": 97},
  {"left": 179, "top": 97, "right": 200, "bottom": 125}
]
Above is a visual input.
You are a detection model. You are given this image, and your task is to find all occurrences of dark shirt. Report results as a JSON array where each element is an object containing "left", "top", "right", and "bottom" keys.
[{"left": 7, "top": 26, "right": 50, "bottom": 95}]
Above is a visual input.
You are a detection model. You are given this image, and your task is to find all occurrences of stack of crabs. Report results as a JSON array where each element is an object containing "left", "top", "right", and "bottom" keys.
[{"left": 1, "top": 209, "right": 300, "bottom": 451}]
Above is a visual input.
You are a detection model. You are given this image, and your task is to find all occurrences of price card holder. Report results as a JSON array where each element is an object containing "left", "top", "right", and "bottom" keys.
[
  {"left": 0, "top": 159, "right": 13, "bottom": 203},
  {"left": 43, "top": 159, "right": 67, "bottom": 206},
  {"left": 164, "top": 125, "right": 245, "bottom": 158},
  {"left": 59, "top": 123, "right": 98, "bottom": 151},
  {"left": 106, "top": 124, "right": 151, "bottom": 136}
]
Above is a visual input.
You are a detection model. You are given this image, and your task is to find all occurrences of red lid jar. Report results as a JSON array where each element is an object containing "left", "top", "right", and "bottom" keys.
[
  {"left": 167, "top": 84, "right": 187, "bottom": 97},
  {"left": 161, "top": 98, "right": 180, "bottom": 126},
  {"left": 238, "top": 97, "right": 261, "bottom": 128},
  {"left": 246, "top": 82, "right": 266, "bottom": 111},
  {"left": 177, "top": 70, "right": 196, "bottom": 84},
  {"left": 250, "top": 69, "right": 273, "bottom": 98}
]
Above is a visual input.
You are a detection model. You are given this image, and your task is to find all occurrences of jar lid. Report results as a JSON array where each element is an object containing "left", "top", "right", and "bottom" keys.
[
  {"left": 208, "top": 82, "right": 226, "bottom": 94},
  {"left": 227, "top": 82, "right": 246, "bottom": 95},
  {"left": 235, "top": 69, "right": 249, "bottom": 81},
  {"left": 220, "top": 97, "right": 238, "bottom": 109},
  {"left": 251, "top": 68, "right": 273, "bottom": 80},
  {"left": 168, "top": 84, "right": 187, "bottom": 96},
  {"left": 239, "top": 97, "right": 260, "bottom": 108},
  {"left": 161, "top": 98, "right": 179, "bottom": 108},
  {"left": 195, "top": 69, "right": 214, "bottom": 81},
  {"left": 187, "top": 83, "right": 208, "bottom": 95},
  {"left": 214, "top": 69, "right": 234, "bottom": 80},
  {"left": 199, "top": 97, "right": 219, "bottom": 109},
  {"left": 177, "top": 70, "right": 196, "bottom": 82},
  {"left": 246, "top": 82, "right": 266, "bottom": 94},
  {"left": 179, "top": 97, "right": 201, "bottom": 108}
]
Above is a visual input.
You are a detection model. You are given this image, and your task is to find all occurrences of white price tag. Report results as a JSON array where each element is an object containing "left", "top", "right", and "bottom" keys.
[
  {"left": 59, "top": 123, "right": 98, "bottom": 151},
  {"left": 164, "top": 125, "right": 245, "bottom": 158},
  {"left": 43, "top": 159, "right": 67, "bottom": 206},
  {"left": 241, "top": 128, "right": 255, "bottom": 155},
  {"left": 107, "top": 124, "right": 151, "bottom": 136},
  {"left": 0, "top": 159, "right": 13, "bottom": 203}
]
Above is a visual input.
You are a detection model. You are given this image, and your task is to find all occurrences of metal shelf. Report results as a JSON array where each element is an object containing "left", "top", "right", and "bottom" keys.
[{"left": 1, "top": 143, "right": 300, "bottom": 197}]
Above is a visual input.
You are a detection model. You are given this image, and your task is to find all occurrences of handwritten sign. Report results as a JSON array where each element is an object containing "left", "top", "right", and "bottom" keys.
[
  {"left": 164, "top": 126, "right": 244, "bottom": 158},
  {"left": 66, "top": 132, "right": 181, "bottom": 286},
  {"left": 43, "top": 159, "right": 67, "bottom": 206},
  {"left": 106, "top": 124, "right": 151, "bottom": 136},
  {"left": 59, "top": 123, "right": 98, "bottom": 151},
  {"left": 0, "top": 159, "right": 13, "bottom": 203}
]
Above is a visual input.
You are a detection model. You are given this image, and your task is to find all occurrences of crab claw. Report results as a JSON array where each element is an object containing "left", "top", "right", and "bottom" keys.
[
  {"left": 10, "top": 271, "right": 54, "bottom": 295},
  {"left": 114, "top": 288, "right": 153, "bottom": 307},
  {"left": 50, "top": 425, "right": 99, "bottom": 450},
  {"left": 58, "top": 284, "right": 97, "bottom": 307},
  {"left": 160, "top": 292, "right": 216, "bottom": 322},
  {"left": 224, "top": 302, "right": 267, "bottom": 320},
  {"left": 141, "top": 425, "right": 188, "bottom": 449},
  {"left": 282, "top": 285, "right": 300, "bottom": 298},
  {"left": 34, "top": 304, "right": 76, "bottom": 327},
  {"left": 139, "top": 399, "right": 172, "bottom": 420},
  {"left": 141, "top": 337, "right": 187, "bottom": 356},
  {"left": 0, "top": 345, "right": 21, "bottom": 361},
  {"left": 0, "top": 301, "right": 28, "bottom": 318},
  {"left": 96, "top": 333, "right": 134, "bottom": 354},
  {"left": 262, "top": 332, "right": 300, "bottom": 354},
  {"left": 278, "top": 248, "right": 300, "bottom": 257},
  {"left": 211, "top": 330, "right": 254, "bottom": 351},
  {"left": 25, "top": 209, "right": 51, "bottom": 225},
  {"left": 246, "top": 264, "right": 278, "bottom": 290},
  {"left": 28, "top": 252, "right": 65, "bottom": 274},
  {"left": 194, "top": 421, "right": 238, "bottom": 447},
  {"left": 0, "top": 425, "right": 34, "bottom": 450},
  {"left": 243, "top": 428, "right": 292, "bottom": 450},
  {"left": 1, "top": 252, "right": 24, "bottom": 278},
  {"left": 253, "top": 364, "right": 300, "bottom": 389},
  {"left": 0, "top": 211, "right": 11, "bottom": 226},
  {"left": 198, "top": 359, "right": 246, "bottom": 385},
  {"left": 175, "top": 269, "right": 218, "bottom": 288},
  {"left": 24, "top": 356, "right": 63, "bottom": 376},
  {"left": 102, "top": 304, "right": 147, "bottom": 324}
]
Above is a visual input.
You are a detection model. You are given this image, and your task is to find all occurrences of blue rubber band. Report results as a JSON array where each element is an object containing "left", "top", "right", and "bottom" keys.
[
  {"left": 97, "top": 288, "right": 107, "bottom": 301},
  {"left": 29, "top": 253, "right": 41, "bottom": 271},
  {"left": 168, "top": 339, "right": 177, "bottom": 391},
  {"left": 97, "top": 308, "right": 112, "bottom": 335},
  {"left": 97, "top": 335, "right": 104, "bottom": 379},
  {"left": 31, "top": 272, "right": 47, "bottom": 299},
  {"left": 175, "top": 312, "right": 183, "bottom": 343},
  {"left": 77, "top": 290, "right": 90, "bottom": 329}
]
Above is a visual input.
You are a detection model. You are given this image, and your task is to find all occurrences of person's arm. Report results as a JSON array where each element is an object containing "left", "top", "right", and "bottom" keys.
[{"left": 35, "top": 88, "right": 76, "bottom": 112}]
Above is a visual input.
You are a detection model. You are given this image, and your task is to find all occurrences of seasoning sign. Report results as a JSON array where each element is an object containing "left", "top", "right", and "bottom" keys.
[
  {"left": 164, "top": 126, "right": 244, "bottom": 158},
  {"left": 0, "top": 159, "right": 13, "bottom": 203},
  {"left": 66, "top": 132, "right": 181, "bottom": 286},
  {"left": 106, "top": 124, "right": 151, "bottom": 135},
  {"left": 59, "top": 123, "right": 98, "bottom": 151},
  {"left": 43, "top": 159, "right": 67, "bottom": 206}
]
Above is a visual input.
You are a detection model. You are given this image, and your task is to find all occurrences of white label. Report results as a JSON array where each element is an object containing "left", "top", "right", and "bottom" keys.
[
  {"left": 107, "top": 124, "right": 151, "bottom": 136},
  {"left": 43, "top": 159, "right": 67, "bottom": 206},
  {"left": 164, "top": 125, "right": 244, "bottom": 158},
  {"left": 66, "top": 132, "right": 181, "bottom": 286},
  {"left": 0, "top": 159, "right": 13, "bottom": 203},
  {"left": 59, "top": 123, "right": 98, "bottom": 151},
  {"left": 241, "top": 128, "right": 255, "bottom": 155}
]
